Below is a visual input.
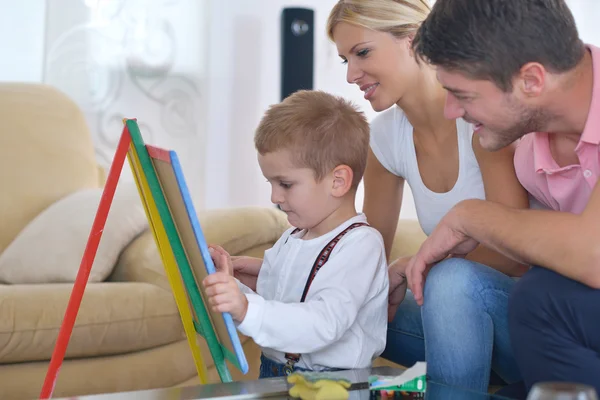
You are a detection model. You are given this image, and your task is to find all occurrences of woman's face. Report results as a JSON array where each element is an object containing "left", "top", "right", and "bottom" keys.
[{"left": 333, "top": 22, "right": 419, "bottom": 111}]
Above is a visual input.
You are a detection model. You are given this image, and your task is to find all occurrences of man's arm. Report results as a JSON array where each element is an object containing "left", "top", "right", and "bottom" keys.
[
  {"left": 458, "top": 185, "right": 600, "bottom": 286},
  {"left": 406, "top": 181, "right": 600, "bottom": 305}
]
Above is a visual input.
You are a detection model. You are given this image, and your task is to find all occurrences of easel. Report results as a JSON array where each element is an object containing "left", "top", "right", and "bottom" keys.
[{"left": 40, "top": 119, "right": 247, "bottom": 399}]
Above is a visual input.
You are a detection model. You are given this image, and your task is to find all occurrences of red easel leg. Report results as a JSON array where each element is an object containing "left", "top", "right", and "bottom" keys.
[{"left": 39, "top": 126, "right": 132, "bottom": 399}]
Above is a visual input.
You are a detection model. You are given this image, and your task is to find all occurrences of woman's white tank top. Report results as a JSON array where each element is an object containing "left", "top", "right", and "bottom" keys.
[{"left": 369, "top": 106, "right": 485, "bottom": 236}]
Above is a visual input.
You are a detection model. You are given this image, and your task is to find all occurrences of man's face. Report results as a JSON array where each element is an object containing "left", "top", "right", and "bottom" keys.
[{"left": 436, "top": 67, "right": 544, "bottom": 151}]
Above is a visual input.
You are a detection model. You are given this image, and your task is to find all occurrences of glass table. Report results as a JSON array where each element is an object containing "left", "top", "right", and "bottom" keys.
[{"left": 58, "top": 366, "right": 515, "bottom": 400}]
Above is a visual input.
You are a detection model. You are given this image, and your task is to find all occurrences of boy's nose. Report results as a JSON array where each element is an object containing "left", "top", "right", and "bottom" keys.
[{"left": 271, "top": 190, "right": 284, "bottom": 205}]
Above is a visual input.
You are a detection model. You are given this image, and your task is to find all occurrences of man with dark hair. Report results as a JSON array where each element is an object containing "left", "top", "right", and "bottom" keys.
[{"left": 399, "top": 0, "right": 600, "bottom": 393}]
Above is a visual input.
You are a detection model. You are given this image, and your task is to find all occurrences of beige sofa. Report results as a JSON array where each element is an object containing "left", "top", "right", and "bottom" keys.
[{"left": 0, "top": 83, "right": 427, "bottom": 399}]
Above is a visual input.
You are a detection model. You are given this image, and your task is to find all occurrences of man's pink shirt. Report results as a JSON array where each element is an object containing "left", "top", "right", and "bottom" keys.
[{"left": 514, "top": 44, "right": 600, "bottom": 214}]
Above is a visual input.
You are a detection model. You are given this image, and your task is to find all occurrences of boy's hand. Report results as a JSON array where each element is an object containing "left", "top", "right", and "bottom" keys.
[
  {"left": 203, "top": 271, "right": 248, "bottom": 322},
  {"left": 387, "top": 256, "right": 410, "bottom": 322},
  {"left": 208, "top": 245, "right": 233, "bottom": 275},
  {"left": 231, "top": 256, "right": 263, "bottom": 291}
]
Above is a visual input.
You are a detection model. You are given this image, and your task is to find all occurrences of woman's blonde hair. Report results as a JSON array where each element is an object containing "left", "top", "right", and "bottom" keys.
[{"left": 326, "top": 0, "right": 431, "bottom": 41}]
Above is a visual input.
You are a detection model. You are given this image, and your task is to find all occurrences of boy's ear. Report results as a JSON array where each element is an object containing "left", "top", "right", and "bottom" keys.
[{"left": 331, "top": 165, "right": 353, "bottom": 197}]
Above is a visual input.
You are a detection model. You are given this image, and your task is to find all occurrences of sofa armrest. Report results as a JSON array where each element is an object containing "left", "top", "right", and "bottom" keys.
[
  {"left": 389, "top": 219, "right": 427, "bottom": 262},
  {"left": 108, "top": 206, "right": 289, "bottom": 287}
]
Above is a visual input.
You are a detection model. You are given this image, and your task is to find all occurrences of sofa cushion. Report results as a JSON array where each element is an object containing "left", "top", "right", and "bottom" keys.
[
  {"left": 389, "top": 219, "right": 427, "bottom": 261},
  {"left": 0, "top": 183, "right": 148, "bottom": 284},
  {"left": 0, "top": 282, "right": 183, "bottom": 363},
  {"left": 0, "top": 83, "right": 100, "bottom": 254}
]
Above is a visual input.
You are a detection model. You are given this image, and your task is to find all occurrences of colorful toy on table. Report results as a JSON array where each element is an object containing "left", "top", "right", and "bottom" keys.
[
  {"left": 369, "top": 362, "right": 427, "bottom": 399},
  {"left": 287, "top": 371, "right": 351, "bottom": 400}
]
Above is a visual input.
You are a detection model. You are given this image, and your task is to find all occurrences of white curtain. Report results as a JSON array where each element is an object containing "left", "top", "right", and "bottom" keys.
[{"left": 43, "top": 0, "right": 209, "bottom": 207}]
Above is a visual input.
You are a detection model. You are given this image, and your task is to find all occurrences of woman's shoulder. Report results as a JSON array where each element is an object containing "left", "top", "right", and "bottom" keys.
[
  {"left": 368, "top": 106, "right": 413, "bottom": 177},
  {"left": 370, "top": 106, "right": 409, "bottom": 132}
]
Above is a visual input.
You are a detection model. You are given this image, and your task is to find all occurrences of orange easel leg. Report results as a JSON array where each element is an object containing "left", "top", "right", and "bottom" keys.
[{"left": 39, "top": 127, "right": 132, "bottom": 399}]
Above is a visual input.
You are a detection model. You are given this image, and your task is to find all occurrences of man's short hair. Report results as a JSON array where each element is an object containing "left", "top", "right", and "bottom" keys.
[
  {"left": 255, "top": 90, "right": 369, "bottom": 188},
  {"left": 412, "top": 0, "right": 585, "bottom": 91}
]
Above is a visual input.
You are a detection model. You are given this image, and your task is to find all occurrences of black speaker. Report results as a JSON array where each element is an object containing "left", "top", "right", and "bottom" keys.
[{"left": 281, "top": 7, "right": 314, "bottom": 101}]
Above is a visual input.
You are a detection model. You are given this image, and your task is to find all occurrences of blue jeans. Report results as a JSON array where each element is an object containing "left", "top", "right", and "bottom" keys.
[
  {"left": 258, "top": 354, "right": 342, "bottom": 378},
  {"left": 382, "top": 258, "right": 522, "bottom": 392},
  {"left": 509, "top": 266, "right": 600, "bottom": 393}
]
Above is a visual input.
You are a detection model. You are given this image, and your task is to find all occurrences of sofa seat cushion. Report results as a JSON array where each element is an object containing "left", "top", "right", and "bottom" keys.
[
  {"left": 0, "top": 282, "right": 183, "bottom": 363},
  {"left": 0, "top": 339, "right": 196, "bottom": 400}
]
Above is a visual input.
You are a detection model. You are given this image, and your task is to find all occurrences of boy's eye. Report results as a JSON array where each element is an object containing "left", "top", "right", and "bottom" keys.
[
  {"left": 341, "top": 58, "right": 348, "bottom": 65},
  {"left": 279, "top": 182, "right": 292, "bottom": 189}
]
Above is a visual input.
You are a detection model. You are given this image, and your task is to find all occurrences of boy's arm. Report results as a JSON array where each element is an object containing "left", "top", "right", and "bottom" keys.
[
  {"left": 232, "top": 256, "right": 263, "bottom": 292},
  {"left": 236, "top": 231, "right": 387, "bottom": 354},
  {"left": 232, "top": 228, "right": 293, "bottom": 291},
  {"left": 236, "top": 279, "right": 256, "bottom": 295}
]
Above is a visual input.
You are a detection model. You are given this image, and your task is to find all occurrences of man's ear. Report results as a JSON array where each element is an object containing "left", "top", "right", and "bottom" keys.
[
  {"left": 331, "top": 165, "right": 353, "bottom": 197},
  {"left": 517, "top": 62, "right": 546, "bottom": 98}
]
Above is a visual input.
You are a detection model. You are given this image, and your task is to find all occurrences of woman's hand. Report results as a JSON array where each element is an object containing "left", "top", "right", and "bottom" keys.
[{"left": 387, "top": 256, "right": 411, "bottom": 322}]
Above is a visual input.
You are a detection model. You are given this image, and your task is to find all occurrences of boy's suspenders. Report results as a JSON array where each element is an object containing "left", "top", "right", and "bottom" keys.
[{"left": 282, "top": 222, "right": 369, "bottom": 375}]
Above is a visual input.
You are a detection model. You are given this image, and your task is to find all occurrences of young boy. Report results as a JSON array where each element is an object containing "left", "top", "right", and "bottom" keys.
[{"left": 203, "top": 90, "right": 389, "bottom": 378}]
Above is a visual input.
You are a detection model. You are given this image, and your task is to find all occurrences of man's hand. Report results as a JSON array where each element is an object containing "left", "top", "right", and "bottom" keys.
[
  {"left": 406, "top": 202, "right": 479, "bottom": 306},
  {"left": 203, "top": 271, "right": 249, "bottom": 322},
  {"left": 231, "top": 256, "right": 263, "bottom": 291},
  {"left": 388, "top": 256, "right": 411, "bottom": 322},
  {"left": 208, "top": 245, "right": 233, "bottom": 275}
]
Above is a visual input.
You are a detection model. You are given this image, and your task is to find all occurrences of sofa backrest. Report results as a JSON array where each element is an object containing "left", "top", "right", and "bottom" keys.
[{"left": 0, "top": 83, "right": 100, "bottom": 253}]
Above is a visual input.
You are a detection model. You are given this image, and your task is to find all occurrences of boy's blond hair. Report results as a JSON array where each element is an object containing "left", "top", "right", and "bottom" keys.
[{"left": 255, "top": 90, "right": 369, "bottom": 188}]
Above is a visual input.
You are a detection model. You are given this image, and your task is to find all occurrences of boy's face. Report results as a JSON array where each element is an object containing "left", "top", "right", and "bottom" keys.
[{"left": 258, "top": 149, "right": 337, "bottom": 230}]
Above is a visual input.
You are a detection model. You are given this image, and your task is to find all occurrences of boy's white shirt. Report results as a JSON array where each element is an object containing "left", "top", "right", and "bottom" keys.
[{"left": 235, "top": 213, "right": 389, "bottom": 371}]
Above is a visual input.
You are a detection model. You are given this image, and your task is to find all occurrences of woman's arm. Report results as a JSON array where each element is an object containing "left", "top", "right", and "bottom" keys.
[
  {"left": 363, "top": 149, "right": 405, "bottom": 260},
  {"left": 469, "top": 136, "right": 530, "bottom": 276}
]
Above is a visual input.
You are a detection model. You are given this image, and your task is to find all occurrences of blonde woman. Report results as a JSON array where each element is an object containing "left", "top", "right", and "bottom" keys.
[{"left": 327, "top": 0, "right": 528, "bottom": 392}]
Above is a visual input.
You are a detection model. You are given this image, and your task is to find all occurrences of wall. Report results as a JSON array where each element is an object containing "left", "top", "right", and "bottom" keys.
[
  {"left": 568, "top": 0, "right": 600, "bottom": 43},
  {"left": 2, "top": 0, "right": 599, "bottom": 219},
  {"left": 203, "top": 0, "right": 419, "bottom": 219}
]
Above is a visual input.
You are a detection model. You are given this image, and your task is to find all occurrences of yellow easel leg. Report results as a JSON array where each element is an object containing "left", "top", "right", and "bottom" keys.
[{"left": 127, "top": 147, "right": 209, "bottom": 385}]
